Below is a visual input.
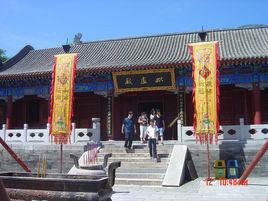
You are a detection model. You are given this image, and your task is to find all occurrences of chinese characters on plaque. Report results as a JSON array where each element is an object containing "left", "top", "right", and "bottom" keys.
[{"left": 113, "top": 69, "right": 176, "bottom": 93}]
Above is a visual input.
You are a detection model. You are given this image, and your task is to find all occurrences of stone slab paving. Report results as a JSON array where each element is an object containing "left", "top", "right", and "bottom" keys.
[{"left": 112, "top": 177, "right": 268, "bottom": 201}]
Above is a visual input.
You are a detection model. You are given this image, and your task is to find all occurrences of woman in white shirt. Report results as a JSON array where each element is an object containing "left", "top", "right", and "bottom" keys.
[
  {"left": 146, "top": 120, "right": 158, "bottom": 161},
  {"left": 149, "top": 108, "right": 156, "bottom": 121},
  {"left": 138, "top": 112, "right": 148, "bottom": 144}
]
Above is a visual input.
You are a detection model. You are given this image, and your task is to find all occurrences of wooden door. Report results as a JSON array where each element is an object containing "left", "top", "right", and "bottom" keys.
[{"left": 113, "top": 91, "right": 178, "bottom": 140}]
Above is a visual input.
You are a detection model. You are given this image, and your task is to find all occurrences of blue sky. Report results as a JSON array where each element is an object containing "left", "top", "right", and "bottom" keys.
[{"left": 1, "top": 0, "right": 268, "bottom": 57}]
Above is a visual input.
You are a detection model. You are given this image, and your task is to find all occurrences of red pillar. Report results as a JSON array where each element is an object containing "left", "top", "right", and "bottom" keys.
[
  {"left": 106, "top": 96, "right": 113, "bottom": 141},
  {"left": 47, "top": 98, "right": 51, "bottom": 124},
  {"left": 6, "top": 96, "right": 13, "bottom": 129},
  {"left": 252, "top": 83, "right": 262, "bottom": 124},
  {"left": 110, "top": 96, "right": 117, "bottom": 141},
  {"left": 111, "top": 96, "right": 122, "bottom": 140}
]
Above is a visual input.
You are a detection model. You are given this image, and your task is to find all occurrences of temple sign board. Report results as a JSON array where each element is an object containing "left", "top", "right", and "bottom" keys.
[{"left": 112, "top": 69, "right": 176, "bottom": 93}]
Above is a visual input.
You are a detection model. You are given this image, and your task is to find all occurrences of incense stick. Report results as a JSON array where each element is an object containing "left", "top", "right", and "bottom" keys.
[
  {"left": 37, "top": 155, "right": 41, "bottom": 177},
  {"left": 42, "top": 155, "right": 47, "bottom": 178}
]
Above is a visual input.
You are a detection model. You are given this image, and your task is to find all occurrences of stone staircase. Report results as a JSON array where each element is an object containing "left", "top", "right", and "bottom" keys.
[{"left": 98, "top": 143, "right": 174, "bottom": 186}]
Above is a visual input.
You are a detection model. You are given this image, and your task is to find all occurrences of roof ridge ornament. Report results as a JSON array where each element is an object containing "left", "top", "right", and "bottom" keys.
[{"left": 73, "top": 33, "right": 83, "bottom": 45}]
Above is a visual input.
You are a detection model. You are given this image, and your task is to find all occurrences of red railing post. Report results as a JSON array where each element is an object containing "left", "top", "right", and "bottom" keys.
[
  {"left": 0, "top": 137, "right": 31, "bottom": 172},
  {"left": 239, "top": 140, "right": 268, "bottom": 183}
]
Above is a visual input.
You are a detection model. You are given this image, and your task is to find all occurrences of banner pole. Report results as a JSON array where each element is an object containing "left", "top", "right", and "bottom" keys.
[
  {"left": 204, "top": 72, "right": 211, "bottom": 180},
  {"left": 60, "top": 143, "right": 63, "bottom": 173},
  {"left": 206, "top": 139, "right": 211, "bottom": 179}
]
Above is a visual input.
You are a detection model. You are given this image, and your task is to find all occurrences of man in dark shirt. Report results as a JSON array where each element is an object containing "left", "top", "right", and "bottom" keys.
[
  {"left": 121, "top": 111, "right": 136, "bottom": 150},
  {"left": 154, "top": 109, "right": 165, "bottom": 145}
]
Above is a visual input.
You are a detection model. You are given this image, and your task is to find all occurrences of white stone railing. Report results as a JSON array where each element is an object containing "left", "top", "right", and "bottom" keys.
[
  {"left": 5, "top": 126, "right": 26, "bottom": 143},
  {"left": 177, "top": 118, "right": 268, "bottom": 142},
  {"left": 0, "top": 118, "right": 101, "bottom": 144},
  {"left": 71, "top": 118, "right": 101, "bottom": 143},
  {"left": 27, "top": 124, "right": 50, "bottom": 143}
]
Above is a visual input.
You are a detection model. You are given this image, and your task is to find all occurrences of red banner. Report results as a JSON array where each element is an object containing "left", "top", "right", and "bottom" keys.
[{"left": 49, "top": 53, "right": 77, "bottom": 144}]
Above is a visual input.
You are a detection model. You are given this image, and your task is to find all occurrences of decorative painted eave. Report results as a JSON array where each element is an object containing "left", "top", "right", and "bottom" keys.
[{"left": 0, "top": 59, "right": 268, "bottom": 82}]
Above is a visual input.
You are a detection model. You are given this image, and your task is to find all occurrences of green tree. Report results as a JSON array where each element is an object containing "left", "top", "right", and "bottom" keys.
[{"left": 0, "top": 49, "right": 8, "bottom": 62}]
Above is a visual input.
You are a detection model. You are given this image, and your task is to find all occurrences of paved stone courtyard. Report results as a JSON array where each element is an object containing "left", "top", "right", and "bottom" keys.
[{"left": 112, "top": 177, "right": 268, "bottom": 201}]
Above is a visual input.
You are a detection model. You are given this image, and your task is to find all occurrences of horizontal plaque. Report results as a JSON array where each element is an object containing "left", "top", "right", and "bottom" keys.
[{"left": 113, "top": 69, "right": 176, "bottom": 93}]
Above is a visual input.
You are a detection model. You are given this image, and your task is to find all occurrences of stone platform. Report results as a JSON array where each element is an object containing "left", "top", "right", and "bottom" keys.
[
  {"left": 112, "top": 177, "right": 268, "bottom": 201},
  {"left": 0, "top": 140, "right": 267, "bottom": 186}
]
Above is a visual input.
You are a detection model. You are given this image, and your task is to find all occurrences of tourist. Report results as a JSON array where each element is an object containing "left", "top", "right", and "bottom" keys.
[
  {"left": 146, "top": 120, "right": 158, "bottom": 161},
  {"left": 149, "top": 108, "right": 156, "bottom": 120},
  {"left": 155, "top": 109, "right": 165, "bottom": 145},
  {"left": 121, "top": 111, "right": 136, "bottom": 150},
  {"left": 150, "top": 108, "right": 158, "bottom": 142},
  {"left": 138, "top": 112, "right": 148, "bottom": 143}
]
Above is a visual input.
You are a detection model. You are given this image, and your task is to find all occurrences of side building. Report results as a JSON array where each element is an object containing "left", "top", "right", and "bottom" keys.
[{"left": 0, "top": 25, "right": 268, "bottom": 142}]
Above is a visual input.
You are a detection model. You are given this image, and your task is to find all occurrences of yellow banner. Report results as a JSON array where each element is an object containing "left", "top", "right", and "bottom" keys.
[
  {"left": 50, "top": 53, "right": 77, "bottom": 144},
  {"left": 188, "top": 42, "right": 219, "bottom": 143}
]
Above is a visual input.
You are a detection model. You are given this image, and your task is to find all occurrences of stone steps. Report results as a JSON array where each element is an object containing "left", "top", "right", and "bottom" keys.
[
  {"left": 98, "top": 153, "right": 170, "bottom": 158},
  {"left": 100, "top": 147, "right": 173, "bottom": 151},
  {"left": 105, "top": 162, "right": 168, "bottom": 168},
  {"left": 115, "top": 178, "right": 163, "bottom": 186},
  {"left": 116, "top": 172, "right": 164, "bottom": 179},
  {"left": 116, "top": 167, "right": 167, "bottom": 173},
  {"left": 98, "top": 144, "right": 173, "bottom": 186},
  {"left": 79, "top": 161, "right": 168, "bottom": 168},
  {"left": 98, "top": 157, "right": 170, "bottom": 163},
  {"left": 100, "top": 150, "right": 172, "bottom": 154},
  {"left": 99, "top": 145, "right": 173, "bottom": 153}
]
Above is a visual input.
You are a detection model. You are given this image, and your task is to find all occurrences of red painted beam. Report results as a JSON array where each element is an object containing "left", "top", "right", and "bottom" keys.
[
  {"left": 6, "top": 96, "right": 12, "bottom": 129},
  {"left": 0, "top": 137, "right": 31, "bottom": 172},
  {"left": 239, "top": 140, "right": 268, "bottom": 183}
]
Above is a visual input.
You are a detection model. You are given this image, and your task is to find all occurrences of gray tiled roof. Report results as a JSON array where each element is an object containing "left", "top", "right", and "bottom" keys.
[{"left": 1, "top": 26, "right": 268, "bottom": 77}]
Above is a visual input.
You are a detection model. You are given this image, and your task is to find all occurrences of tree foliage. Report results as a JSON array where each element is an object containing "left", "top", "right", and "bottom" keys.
[{"left": 0, "top": 49, "right": 8, "bottom": 62}]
